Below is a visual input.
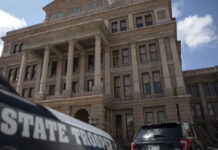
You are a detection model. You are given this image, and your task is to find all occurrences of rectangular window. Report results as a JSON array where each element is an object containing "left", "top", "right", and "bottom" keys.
[
  {"left": 112, "top": 21, "right": 118, "bottom": 33},
  {"left": 210, "top": 83, "right": 217, "bottom": 96},
  {"left": 145, "top": 15, "right": 153, "bottom": 26},
  {"left": 149, "top": 44, "right": 158, "bottom": 61},
  {"left": 69, "top": 8, "right": 74, "bottom": 14},
  {"left": 97, "top": 0, "right": 103, "bottom": 8},
  {"left": 29, "top": 88, "right": 34, "bottom": 98},
  {"left": 126, "top": 114, "right": 134, "bottom": 138},
  {"left": 115, "top": 115, "right": 122, "bottom": 139},
  {"left": 88, "top": 55, "right": 94, "bottom": 70},
  {"left": 13, "top": 44, "right": 19, "bottom": 54},
  {"left": 51, "top": 61, "right": 57, "bottom": 76},
  {"left": 136, "top": 16, "right": 143, "bottom": 28},
  {"left": 146, "top": 112, "right": 154, "bottom": 124},
  {"left": 203, "top": 84, "right": 210, "bottom": 96},
  {"left": 142, "top": 73, "right": 151, "bottom": 95},
  {"left": 157, "top": 111, "right": 166, "bottom": 123},
  {"left": 13, "top": 67, "right": 19, "bottom": 82},
  {"left": 186, "top": 85, "right": 191, "bottom": 94},
  {"left": 19, "top": 43, "right": 24, "bottom": 53},
  {"left": 124, "top": 75, "right": 132, "bottom": 97},
  {"left": 25, "top": 66, "right": 31, "bottom": 80},
  {"left": 153, "top": 71, "right": 162, "bottom": 94},
  {"left": 31, "top": 65, "right": 37, "bottom": 80},
  {"left": 139, "top": 45, "right": 147, "bottom": 63},
  {"left": 208, "top": 103, "right": 214, "bottom": 116},
  {"left": 76, "top": 7, "right": 82, "bottom": 13},
  {"left": 114, "top": 76, "right": 121, "bottom": 98},
  {"left": 7, "top": 69, "right": 13, "bottom": 82},
  {"left": 72, "top": 82, "right": 79, "bottom": 93},
  {"left": 73, "top": 57, "right": 80, "bottom": 73},
  {"left": 120, "top": 20, "right": 127, "bottom": 31},
  {"left": 192, "top": 84, "right": 199, "bottom": 96},
  {"left": 22, "top": 88, "right": 28, "bottom": 98},
  {"left": 195, "top": 104, "right": 202, "bottom": 118},
  {"left": 88, "top": 3, "right": 95, "bottom": 10},
  {"left": 87, "top": 80, "right": 94, "bottom": 91},
  {"left": 57, "top": 12, "right": 63, "bottom": 18},
  {"left": 113, "top": 50, "right": 119, "bottom": 67},
  {"left": 122, "top": 48, "right": 130, "bottom": 65},
  {"left": 49, "top": 85, "right": 55, "bottom": 96}
]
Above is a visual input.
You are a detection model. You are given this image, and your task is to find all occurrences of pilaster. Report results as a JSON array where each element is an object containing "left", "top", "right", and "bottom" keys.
[
  {"left": 133, "top": 106, "right": 144, "bottom": 132},
  {"left": 170, "top": 37, "right": 186, "bottom": 95},
  {"left": 198, "top": 83, "right": 209, "bottom": 118},
  {"left": 79, "top": 51, "right": 85, "bottom": 93},
  {"left": 128, "top": 14, "right": 134, "bottom": 30},
  {"left": 130, "top": 42, "right": 141, "bottom": 98},
  {"left": 158, "top": 38, "right": 173, "bottom": 96}
]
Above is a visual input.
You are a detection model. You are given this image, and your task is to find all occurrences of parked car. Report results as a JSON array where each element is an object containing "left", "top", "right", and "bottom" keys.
[
  {"left": 0, "top": 74, "right": 117, "bottom": 150},
  {"left": 131, "top": 122, "right": 205, "bottom": 150}
]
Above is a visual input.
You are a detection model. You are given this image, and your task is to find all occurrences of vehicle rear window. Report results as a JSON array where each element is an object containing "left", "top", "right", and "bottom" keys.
[{"left": 135, "top": 124, "right": 182, "bottom": 140}]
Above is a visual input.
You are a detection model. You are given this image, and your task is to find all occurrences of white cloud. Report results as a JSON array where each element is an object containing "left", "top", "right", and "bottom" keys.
[
  {"left": 0, "top": 9, "right": 27, "bottom": 56},
  {"left": 172, "top": 0, "right": 183, "bottom": 18},
  {"left": 178, "top": 14, "right": 217, "bottom": 49}
]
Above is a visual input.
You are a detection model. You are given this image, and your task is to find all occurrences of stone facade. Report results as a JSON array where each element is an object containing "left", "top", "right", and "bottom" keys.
[
  {"left": 184, "top": 66, "right": 218, "bottom": 141},
  {"left": 0, "top": 0, "right": 194, "bottom": 148}
]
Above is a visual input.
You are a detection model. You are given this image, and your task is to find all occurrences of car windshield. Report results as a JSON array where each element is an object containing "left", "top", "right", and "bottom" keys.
[{"left": 135, "top": 124, "right": 182, "bottom": 140}]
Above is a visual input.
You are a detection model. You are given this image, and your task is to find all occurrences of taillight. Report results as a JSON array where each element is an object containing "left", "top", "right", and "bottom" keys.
[
  {"left": 180, "top": 139, "right": 192, "bottom": 150},
  {"left": 131, "top": 142, "right": 134, "bottom": 150}
]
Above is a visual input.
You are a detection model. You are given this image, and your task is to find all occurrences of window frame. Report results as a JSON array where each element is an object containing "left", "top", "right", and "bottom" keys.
[
  {"left": 123, "top": 75, "right": 132, "bottom": 97},
  {"left": 110, "top": 17, "right": 128, "bottom": 33},
  {"left": 142, "top": 73, "right": 151, "bottom": 95},
  {"left": 114, "top": 76, "right": 121, "bottom": 98},
  {"left": 122, "top": 48, "right": 130, "bottom": 66},
  {"left": 153, "top": 71, "right": 162, "bottom": 94}
]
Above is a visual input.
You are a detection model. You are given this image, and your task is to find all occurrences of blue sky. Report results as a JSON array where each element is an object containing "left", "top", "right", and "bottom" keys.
[{"left": 0, "top": 0, "right": 217, "bottom": 70}]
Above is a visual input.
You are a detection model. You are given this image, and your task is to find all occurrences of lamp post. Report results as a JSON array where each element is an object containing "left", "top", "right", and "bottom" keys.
[{"left": 88, "top": 113, "right": 98, "bottom": 127}]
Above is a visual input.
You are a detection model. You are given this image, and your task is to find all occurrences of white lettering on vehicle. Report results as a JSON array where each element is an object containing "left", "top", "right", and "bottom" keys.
[{"left": 0, "top": 107, "right": 113, "bottom": 150}]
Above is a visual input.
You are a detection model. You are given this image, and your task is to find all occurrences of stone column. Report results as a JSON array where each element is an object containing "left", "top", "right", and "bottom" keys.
[
  {"left": 158, "top": 38, "right": 173, "bottom": 96},
  {"left": 79, "top": 51, "right": 85, "bottom": 93},
  {"left": 130, "top": 42, "right": 141, "bottom": 98},
  {"left": 55, "top": 57, "right": 63, "bottom": 96},
  {"left": 128, "top": 14, "right": 134, "bottom": 30},
  {"left": 34, "top": 60, "right": 42, "bottom": 95},
  {"left": 199, "top": 83, "right": 209, "bottom": 118},
  {"left": 39, "top": 45, "right": 50, "bottom": 96},
  {"left": 17, "top": 51, "right": 27, "bottom": 95},
  {"left": 104, "top": 46, "right": 111, "bottom": 97},
  {"left": 94, "top": 34, "right": 102, "bottom": 91},
  {"left": 170, "top": 36, "right": 186, "bottom": 95},
  {"left": 66, "top": 40, "right": 74, "bottom": 96}
]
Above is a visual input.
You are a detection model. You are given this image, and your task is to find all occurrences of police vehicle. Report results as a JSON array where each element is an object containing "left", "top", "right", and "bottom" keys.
[{"left": 0, "top": 74, "right": 117, "bottom": 150}]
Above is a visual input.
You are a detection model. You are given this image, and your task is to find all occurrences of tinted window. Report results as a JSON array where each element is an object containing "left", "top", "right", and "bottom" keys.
[{"left": 136, "top": 124, "right": 182, "bottom": 140}]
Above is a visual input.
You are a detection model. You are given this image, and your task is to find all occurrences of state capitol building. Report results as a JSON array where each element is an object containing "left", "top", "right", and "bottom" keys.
[{"left": 0, "top": 0, "right": 218, "bottom": 148}]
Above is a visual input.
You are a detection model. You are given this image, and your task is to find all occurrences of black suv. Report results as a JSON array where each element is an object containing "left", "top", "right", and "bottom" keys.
[{"left": 131, "top": 123, "right": 205, "bottom": 150}]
